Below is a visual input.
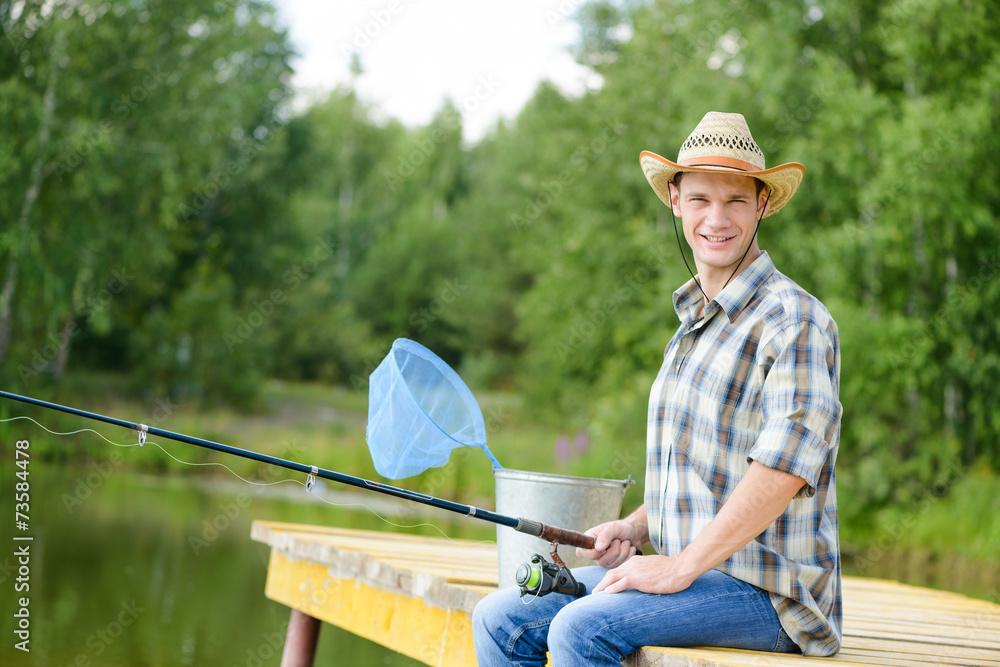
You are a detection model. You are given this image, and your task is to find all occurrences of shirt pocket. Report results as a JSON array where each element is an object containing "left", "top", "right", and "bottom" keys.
[{"left": 682, "top": 332, "right": 764, "bottom": 463}]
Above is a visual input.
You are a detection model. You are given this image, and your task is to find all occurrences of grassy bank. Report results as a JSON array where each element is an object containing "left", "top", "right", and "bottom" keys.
[{"left": 2, "top": 374, "right": 996, "bottom": 601}]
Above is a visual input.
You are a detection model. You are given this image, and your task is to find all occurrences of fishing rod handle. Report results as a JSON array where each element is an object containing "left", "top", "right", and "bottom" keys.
[
  {"left": 540, "top": 524, "right": 597, "bottom": 550},
  {"left": 515, "top": 518, "right": 596, "bottom": 550}
]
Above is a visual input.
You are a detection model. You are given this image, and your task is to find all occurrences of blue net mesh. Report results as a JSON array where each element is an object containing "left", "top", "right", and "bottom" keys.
[{"left": 367, "top": 339, "right": 501, "bottom": 479}]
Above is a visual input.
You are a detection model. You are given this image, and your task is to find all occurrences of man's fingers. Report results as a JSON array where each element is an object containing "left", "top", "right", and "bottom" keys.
[
  {"left": 577, "top": 526, "right": 611, "bottom": 559},
  {"left": 596, "top": 573, "right": 630, "bottom": 595},
  {"left": 603, "top": 577, "right": 630, "bottom": 594},
  {"left": 594, "top": 532, "right": 616, "bottom": 552},
  {"left": 580, "top": 534, "right": 624, "bottom": 562},
  {"left": 596, "top": 541, "right": 638, "bottom": 569},
  {"left": 578, "top": 525, "right": 639, "bottom": 566},
  {"left": 593, "top": 569, "right": 617, "bottom": 593}
]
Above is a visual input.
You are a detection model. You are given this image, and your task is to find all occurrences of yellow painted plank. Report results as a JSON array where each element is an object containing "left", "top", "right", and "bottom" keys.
[
  {"left": 251, "top": 521, "right": 499, "bottom": 586},
  {"left": 264, "top": 550, "right": 477, "bottom": 667}
]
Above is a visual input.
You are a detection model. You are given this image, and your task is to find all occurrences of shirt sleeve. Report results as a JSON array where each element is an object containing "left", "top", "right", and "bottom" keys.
[{"left": 748, "top": 316, "right": 842, "bottom": 498}]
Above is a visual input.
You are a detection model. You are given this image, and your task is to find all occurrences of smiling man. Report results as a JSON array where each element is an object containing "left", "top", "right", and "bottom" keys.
[
  {"left": 473, "top": 112, "right": 843, "bottom": 665},
  {"left": 670, "top": 170, "right": 767, "bottom": 298}
]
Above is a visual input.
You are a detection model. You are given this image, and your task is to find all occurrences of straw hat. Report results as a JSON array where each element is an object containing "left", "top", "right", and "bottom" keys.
[{"left": 640, "top": 112, "right": 805, "bottom": 217}]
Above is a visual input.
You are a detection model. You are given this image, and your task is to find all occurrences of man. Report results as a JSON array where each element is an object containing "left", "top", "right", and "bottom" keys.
[{"left": 473, "top": 112, "right": 842, "bottom": 665}]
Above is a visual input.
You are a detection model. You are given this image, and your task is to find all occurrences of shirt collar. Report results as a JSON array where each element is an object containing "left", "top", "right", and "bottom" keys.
[{"left": 672, "top": 251, "right": 776, "bottom": 326}]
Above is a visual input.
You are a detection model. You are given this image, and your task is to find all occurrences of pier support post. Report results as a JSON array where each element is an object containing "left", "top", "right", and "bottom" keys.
[{"left": 280, "top": 608, "right": 321, "bottom": 667}]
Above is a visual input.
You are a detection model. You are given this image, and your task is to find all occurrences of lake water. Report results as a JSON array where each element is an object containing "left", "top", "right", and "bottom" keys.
[{"left": 0, "top": 457, "right": 492, "bottom": 667}]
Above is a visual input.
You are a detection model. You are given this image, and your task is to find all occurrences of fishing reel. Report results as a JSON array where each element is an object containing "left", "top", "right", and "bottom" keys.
[{"left": 515, "top": 545, "right": 585, "bottom": 598}]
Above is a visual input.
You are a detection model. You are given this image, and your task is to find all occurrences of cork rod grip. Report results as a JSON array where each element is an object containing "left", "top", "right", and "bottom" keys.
[
  {"left": 513, "top": 517, "right": 596, "bottom": 550},
  {"left": 538, "top": 523, "right": 596, "bottom": 550}
]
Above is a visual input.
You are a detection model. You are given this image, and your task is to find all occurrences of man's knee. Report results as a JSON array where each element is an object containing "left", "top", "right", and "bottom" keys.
[
  {"left": 548, "top": 603, "right": 593, "bottom": 652},
  {"left": 549, "top": 599, "right": 632, "bottom": 663},
  {"left": 472, "top": 590, "right": 501, "bottom": 636},
  {"left": 474, "top": 588, "right": 556, "bottom": 664},
  {"left": 472, "top": 591, "right": 506, "bottom": 661},
  {"left": 473, "top": 588, "right": 522, "bottom": 641}
]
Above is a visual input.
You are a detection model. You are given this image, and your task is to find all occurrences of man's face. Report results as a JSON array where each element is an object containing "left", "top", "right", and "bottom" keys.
[{"left": 669, "top": 172, "right": 769, "bottom": 277}]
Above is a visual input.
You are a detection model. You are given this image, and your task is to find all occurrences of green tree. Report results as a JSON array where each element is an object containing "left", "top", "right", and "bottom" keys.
[{"left": 1, "top": 0, "right": 297, "bottom": 403}]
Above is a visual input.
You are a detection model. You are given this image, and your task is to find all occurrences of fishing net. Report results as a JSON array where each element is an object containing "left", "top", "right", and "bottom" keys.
[{"left": 366, "top": 338, "right": 502, "bottom": 479}]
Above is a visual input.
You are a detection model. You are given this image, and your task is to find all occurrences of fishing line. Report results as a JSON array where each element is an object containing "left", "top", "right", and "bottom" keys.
[
  {"left": 141, "top": 440, "right": 299, "bottom": 487},
  {"left": 520, "top": 585, "right": 543, "bottom": 605},
  {"left": 302, "top": 477, "right": 495, "bottom": 544},
  {"left": 1, "top": 414, "right": 142, "bottom": 446},
  {"left": 4, "top": 412, "right": 494, "bottom": 546},
  {"left": 139, "top": 435, "right": 496, "bottom": 544},
  {"left": 0, "top": 389, "right": 594, "bottom": 551}
]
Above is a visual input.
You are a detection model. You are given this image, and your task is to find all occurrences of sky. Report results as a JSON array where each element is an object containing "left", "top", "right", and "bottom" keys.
[{"left": 272, "top": 1, "right": 601, "bottom": 143}]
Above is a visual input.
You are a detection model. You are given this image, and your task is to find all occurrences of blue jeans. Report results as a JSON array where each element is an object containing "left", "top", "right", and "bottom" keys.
[{"left": 472, "top": 566, "right": 797, "bottom": 666}]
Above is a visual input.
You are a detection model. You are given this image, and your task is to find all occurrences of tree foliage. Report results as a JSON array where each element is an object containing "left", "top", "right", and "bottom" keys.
[{"left": 2, "top": 0, "right": 998, "bottom": 518}]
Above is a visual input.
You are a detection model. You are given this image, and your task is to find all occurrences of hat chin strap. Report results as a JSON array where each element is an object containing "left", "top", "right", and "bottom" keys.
[{"left": 669, "top": 186, "right": 771, "bottom": 305}]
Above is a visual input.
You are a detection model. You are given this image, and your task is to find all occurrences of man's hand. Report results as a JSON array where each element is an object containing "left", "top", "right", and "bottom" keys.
[
  {"left": 576, "top": 519, "right": 643, "bottom": 569},
  {"left": 590, "top": 463, "right": 806, "bottom": 596},
  {"left": 593, "top": 554, "right": 697, "bottom": 595}
]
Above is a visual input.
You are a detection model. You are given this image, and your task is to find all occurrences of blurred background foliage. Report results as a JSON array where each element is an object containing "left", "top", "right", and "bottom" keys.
[{"left": 2, "top": 0, "right": 999, "bottom": 544}]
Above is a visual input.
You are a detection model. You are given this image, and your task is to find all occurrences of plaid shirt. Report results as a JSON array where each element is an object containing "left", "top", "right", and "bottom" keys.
[{"left": 645, "top": 252, "right": 842, "bottom": 656}]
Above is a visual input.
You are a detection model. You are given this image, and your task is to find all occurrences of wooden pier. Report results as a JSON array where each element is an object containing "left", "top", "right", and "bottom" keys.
[{"left": 251, "top": 521, "right": 1000, "bottom": 666}]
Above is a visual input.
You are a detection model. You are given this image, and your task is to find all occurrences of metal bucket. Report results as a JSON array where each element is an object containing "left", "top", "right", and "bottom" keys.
[{"left": 493, "top": 468, "right": 633, "bottom": 588}]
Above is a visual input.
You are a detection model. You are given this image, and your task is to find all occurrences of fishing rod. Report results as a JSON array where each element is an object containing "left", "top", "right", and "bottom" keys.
[{"left": 0, "top": 390, "right": 597, "bottom": 551}]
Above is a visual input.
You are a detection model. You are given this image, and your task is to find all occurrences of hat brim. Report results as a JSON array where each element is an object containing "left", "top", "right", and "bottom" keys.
[{"left": 639, "top": 150, "right": 805, "bottom": 218}]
